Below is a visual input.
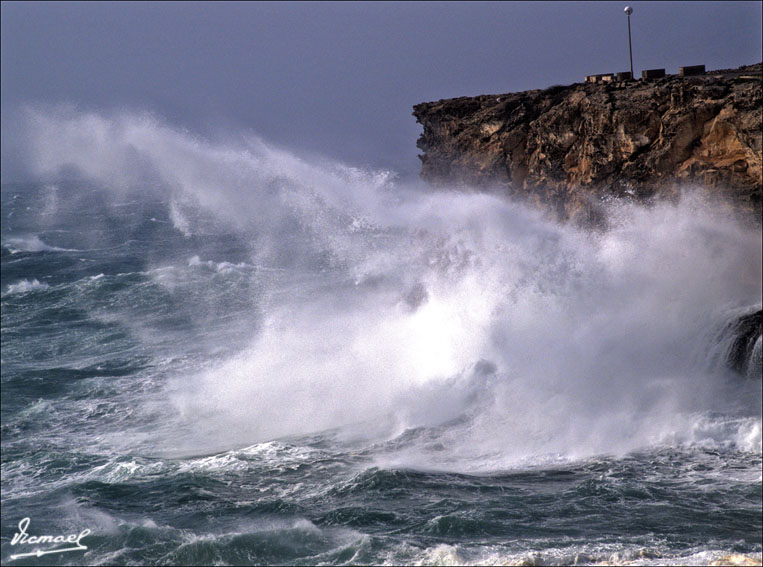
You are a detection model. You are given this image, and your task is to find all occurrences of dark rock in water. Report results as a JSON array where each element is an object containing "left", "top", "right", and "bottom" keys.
[
  {"left": 725, "top": 309, "right": 762, "bottom": 377},
  {"left": 413, "top": 63, "right": 762, "bottom": 225}
]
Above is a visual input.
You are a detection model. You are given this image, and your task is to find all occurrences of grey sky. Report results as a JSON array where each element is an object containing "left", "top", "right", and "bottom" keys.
[{"left": 2, "top": 1, "right": 761, "bottom": 177}]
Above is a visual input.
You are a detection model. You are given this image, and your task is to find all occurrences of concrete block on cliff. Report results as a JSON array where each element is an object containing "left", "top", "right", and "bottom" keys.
[
  {"left": 679, "top": 65, "right": 706, "bottom": 77},
  {"left": 641, "top": 68, "right": 666, "bottom": 79},
  {"left": 585, "top": 73, "right": 615, "bottom": 83}
]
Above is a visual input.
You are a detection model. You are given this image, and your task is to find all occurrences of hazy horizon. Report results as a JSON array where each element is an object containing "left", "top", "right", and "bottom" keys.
[{"left": 2, "top": 1, "right": 762, "bottom": 180}]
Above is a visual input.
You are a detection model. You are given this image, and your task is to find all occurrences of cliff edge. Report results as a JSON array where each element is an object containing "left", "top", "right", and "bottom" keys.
[{"left": 413, "top": 63, "right": 762, "bottom": 225}]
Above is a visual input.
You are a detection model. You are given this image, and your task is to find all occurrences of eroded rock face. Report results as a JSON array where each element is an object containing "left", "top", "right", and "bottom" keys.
[{"left": 413, "top": 63, "right": 762, "bottom": 224}]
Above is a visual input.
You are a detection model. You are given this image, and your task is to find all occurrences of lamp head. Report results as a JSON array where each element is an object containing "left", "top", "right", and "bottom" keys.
[{"left": 624, "top": 6, "right": 633, "bottom": 15}]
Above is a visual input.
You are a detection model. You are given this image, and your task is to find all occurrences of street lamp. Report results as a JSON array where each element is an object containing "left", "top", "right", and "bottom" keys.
[{"left": 624, "top": 6, "right": 634, "bottom": 78}]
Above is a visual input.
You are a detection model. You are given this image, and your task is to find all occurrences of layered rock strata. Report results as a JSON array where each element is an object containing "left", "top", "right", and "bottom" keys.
[{"left": 413, "top": 63, "right": 762, "bottom": 225}]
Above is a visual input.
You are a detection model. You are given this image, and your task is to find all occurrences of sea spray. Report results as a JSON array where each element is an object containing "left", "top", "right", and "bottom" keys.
[
  {"left": 16, "top": 107, "right": 763, "bottom": 467},
  {"left": 3, "top": 109, "right": 762, "bottom": 566}
]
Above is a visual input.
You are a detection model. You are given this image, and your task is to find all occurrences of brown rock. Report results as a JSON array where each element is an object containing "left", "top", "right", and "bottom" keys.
[{"left": 413, "top": 63, "right": 762, "bottom": 225}]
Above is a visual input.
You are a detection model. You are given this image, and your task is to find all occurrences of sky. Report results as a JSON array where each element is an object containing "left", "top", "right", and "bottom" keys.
[{"left": 2, "top": 1, "right": 762, "bottom": 178}]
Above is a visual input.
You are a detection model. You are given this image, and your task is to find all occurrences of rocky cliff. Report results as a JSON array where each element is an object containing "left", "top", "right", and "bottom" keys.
[{"left": 413, "top": 63, "right": 762, "bottom": 225}]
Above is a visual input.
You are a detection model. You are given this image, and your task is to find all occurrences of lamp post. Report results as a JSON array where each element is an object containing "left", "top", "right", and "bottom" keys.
[{"left": 624, "top": 6, "right": 634, "bottom": 78}]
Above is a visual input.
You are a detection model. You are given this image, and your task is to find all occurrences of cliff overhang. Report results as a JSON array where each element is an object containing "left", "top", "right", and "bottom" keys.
[{"left": 413, "top": 63, "right": 762, "bottom": 225}]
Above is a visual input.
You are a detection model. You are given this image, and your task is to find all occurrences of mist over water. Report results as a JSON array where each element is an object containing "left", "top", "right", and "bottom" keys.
[
  {"left": 14, "top": 107, "right": 762, "bottom": 469},
  {"left": 2, "top": 107, "right": 761, "bottom": 565}
]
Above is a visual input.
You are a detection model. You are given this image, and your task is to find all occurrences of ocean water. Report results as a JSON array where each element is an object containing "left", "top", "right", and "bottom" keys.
[{"left": 1, "top": 110, "right": 762, "bottom": 566}]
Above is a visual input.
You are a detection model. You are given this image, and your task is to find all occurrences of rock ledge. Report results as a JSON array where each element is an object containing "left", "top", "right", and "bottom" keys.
[{"left": 413, "top": 63, "right": 762, "bottom": 224}]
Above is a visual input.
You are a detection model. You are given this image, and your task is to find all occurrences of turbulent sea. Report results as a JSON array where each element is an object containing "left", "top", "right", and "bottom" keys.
[{"left": 2, "top": 111, "right": 762, "bottom": 566}]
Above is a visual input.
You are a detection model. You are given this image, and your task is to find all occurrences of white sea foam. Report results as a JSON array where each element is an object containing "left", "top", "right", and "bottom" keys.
[
  {"left": 4, "top": 278, "right": 50, "bottom": 295},
  {"left": 407, "top": 544, "right": 763, "bottom": 566},
  {"left": 18, "top": 108, "right": 763, "bottom": 466},
  {"left": 188, "top": 255, "right": 253, "bottom": 274},
  {"left": 3, "top": 234, "right": 76, "bottom": 254}
]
